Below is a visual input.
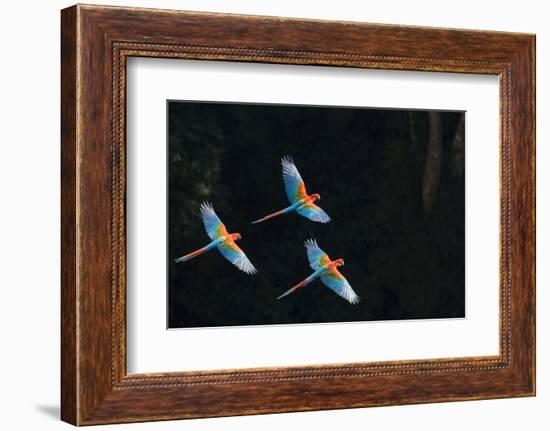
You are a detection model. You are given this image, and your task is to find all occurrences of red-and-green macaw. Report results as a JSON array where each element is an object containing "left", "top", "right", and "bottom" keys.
[
  {"left": 277, "top": 239, "right": 360, "bottom": 304},
  {"left": 251, "top": 156, "right": 331, "bottom": 224},
  {"left": 174, "top": 202, "right": 257, "bottom": 275}
]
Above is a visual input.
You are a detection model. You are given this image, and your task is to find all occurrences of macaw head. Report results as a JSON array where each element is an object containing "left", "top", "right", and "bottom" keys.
[
  {"left": 311, "top": 193, "right": 321, "bottom": 202},
  {"left": 334, "top": 258, "right": 345, "bottom": 267},
  {"left": 232, "top": 233, "right": 242, "bottom": 241}
]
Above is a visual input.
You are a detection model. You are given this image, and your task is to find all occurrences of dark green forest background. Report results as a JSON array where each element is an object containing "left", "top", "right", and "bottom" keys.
[{"left": 167, "top": 101, "right": 465, "bottom": 329}]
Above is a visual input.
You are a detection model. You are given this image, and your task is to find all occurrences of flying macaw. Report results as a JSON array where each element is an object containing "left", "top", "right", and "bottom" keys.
[
  {"left": 251, "top": 156, "right": 331, "bottom": 224},
  {"left": 174, "top": 202, "right": 257, "bottom": 275},
  {"left": 277, "top": 239, "right": 360, "bottom": 304}
]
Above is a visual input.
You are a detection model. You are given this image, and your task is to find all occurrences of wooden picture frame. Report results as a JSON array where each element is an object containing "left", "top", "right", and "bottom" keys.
[{"left": 61, "top": 4, "right": 535, "bottom": 425}]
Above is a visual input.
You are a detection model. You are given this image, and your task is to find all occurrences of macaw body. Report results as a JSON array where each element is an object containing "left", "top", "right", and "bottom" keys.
[
  {"left": 252, "top": 156, "right": 331, "bottom": 224},
  {"left": 277, "top": 239, "right": 360, "bottom": 304},
  {"left": 175, "top": 202, "right": 257, "bottom": 275}
]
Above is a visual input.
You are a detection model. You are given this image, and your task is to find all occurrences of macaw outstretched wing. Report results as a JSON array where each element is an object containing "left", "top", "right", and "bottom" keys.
[
  {"left": 200, "top": 202, "right": 228, "bottom": 240},
  {"left": 320, "top": 268, "right": 360, "bottom": 304},
  {"left": 296, "top": 202, "right": 331, "bottom": 223},
  {"left": 304, "top": 239, "right": 331, "bottom": 270},
  {"left": 217, "top": 240, "right": 257, "bottom": 275},
  {"left": 281, "top": 156, "right": 308, "bottom": 204}
]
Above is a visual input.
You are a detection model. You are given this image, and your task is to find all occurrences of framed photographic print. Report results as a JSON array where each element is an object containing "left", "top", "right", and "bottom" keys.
[{"left": 61, "top": 4, "right": 535, "bottom": 425}]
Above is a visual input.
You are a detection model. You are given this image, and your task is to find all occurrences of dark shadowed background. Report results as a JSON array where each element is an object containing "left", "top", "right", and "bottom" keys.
[{"left": 167, "top": 100, "right": 465, "bottom": 329}]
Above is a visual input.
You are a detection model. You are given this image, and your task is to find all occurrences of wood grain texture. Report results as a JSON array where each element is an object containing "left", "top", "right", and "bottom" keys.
[
  {"left": 60, "top": 5, "right": 78, "bottom": 424},
  {"left": 60, "top": 4, "right": 535, "bottom": 425}
]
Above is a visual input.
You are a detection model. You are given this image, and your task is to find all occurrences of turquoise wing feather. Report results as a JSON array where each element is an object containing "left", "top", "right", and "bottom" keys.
[
  {"left": 217, "top": 240, "right": 257, "bottom": 274},
  {"left": 296, "top": 202, "right": 331, "bottom": 223},
  {"left": 320, "top": 268, "right": 360, "bottom": 304},
  {"left": 304, "top": 239, "right": 331, "bottom": 270},
  {"left": 281, "top": 156, "right": 308, "bottom": 204},
  {"left": 200, "top": 202, "right": 228, "bottom": 240}
]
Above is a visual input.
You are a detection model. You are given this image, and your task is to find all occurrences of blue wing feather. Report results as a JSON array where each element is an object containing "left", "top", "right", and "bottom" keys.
[
  {"left": 281, "top": 156, "right": 308, "bottom": 204},
  {"left": 200, "top": 202, "right": 227, "bottom": 240},
  {"left": 304, "top": 239, "right": 331, "bottom": 270},
  {"left": 320, "top": 268, "right": 360, "bottom": 304},
  {"left": 296, "top": 203, "right": 331, "bottom": 223},
  {"left": 217, "top": 241, "right": 257, "bottom": 274}
]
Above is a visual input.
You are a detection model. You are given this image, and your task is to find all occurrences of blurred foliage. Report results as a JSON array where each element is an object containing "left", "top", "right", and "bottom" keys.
[{"left": 167, "top": 102, "right": 465, "bottom": 328}]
